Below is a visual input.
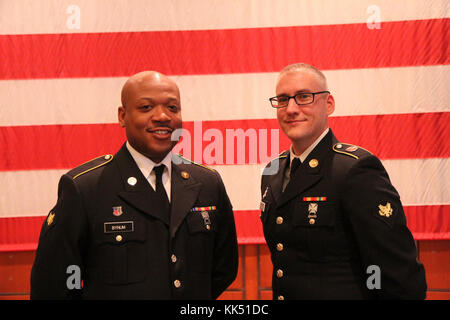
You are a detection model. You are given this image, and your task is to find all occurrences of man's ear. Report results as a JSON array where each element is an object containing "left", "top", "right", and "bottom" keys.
[
  {"left": 326, "top": 94, "right": 335, "bottom": 116},
  {"left": 118, "top": 106, "right": 126, "bottom": 127}
]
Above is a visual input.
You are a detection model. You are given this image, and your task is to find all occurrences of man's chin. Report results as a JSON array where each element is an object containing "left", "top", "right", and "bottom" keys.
[
  {"left": 284, "top": 130, "right": 308, "bottom": 143},
  {"left": 147, "top": 150, "right": 172, "bottom": 163},
  {"left": 136, "top": 142, "right": 175, "bottom": 163}
]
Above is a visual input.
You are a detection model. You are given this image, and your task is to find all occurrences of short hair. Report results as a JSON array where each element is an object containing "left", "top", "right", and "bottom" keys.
[{"left": 279, "top": 63, "right": 328, "bottom": 90}]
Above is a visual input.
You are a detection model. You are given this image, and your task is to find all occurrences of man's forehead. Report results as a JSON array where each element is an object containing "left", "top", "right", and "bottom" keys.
[
  {"left": 127, "top": 72, "right": 177, "bottom": 91},
  {"left": 276, "top": 69, "right": 326, "bottom": 92},
  {"left": 121, "top": 71, "right": 180, "bottom": 105},
  {"left": 136, "top": 93, "right": 180, "bottom": 103}
]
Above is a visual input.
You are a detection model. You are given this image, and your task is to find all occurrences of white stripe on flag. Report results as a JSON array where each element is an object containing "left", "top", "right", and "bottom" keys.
[
  {"left": 1, "top": 0, "right": 448, "bottom": 35},
  {"left": 1, "top": 65, "right": 449, "bottom": 126}
]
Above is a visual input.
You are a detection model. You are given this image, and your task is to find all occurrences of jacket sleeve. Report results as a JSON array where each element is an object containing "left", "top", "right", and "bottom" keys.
[
  {"left": 30, "top": 174, "right": 88, "bottom": 299},
  {"left": 340, "top": 155, "right": 427, "bottom": 299},
  {"left": 210, "top": 171, "right": 239, "bottom": 299}
]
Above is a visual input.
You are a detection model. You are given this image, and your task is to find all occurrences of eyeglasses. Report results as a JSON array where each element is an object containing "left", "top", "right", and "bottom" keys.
[{"left": 269, "top": 91, "right": 330, "bottom": 108}]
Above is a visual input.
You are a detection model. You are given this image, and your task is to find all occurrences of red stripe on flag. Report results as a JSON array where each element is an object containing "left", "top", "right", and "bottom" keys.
[
  {"left": 0, "top": 123, "right": 126, "bottom": 171},
  {"left": 0, "top": 19, "right": 448, "bottom": 80},
  {"left": 0, "top": 112, "right": 448, "bottom": 171},
  {"left": 404, "top": 205, "right": 450, "bottom": 240},
  {"left": 0, "top": 216, "right": 45, "bottom": 252},
  {"left": 1, "top": 205, "right": 449, "bottom": 251}
]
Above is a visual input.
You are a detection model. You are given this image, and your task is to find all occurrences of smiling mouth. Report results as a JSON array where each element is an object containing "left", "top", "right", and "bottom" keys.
[
  {"left": 152, "top": 129, "right": 172, "bottom": 134},
  {"left": 148, "top": 127, "right": 173, "bottom": 133},
  {"left": 147, "top": 127, "right": 174, "bottom": 139},
  {"left": 286, "top": 119, "right": 307, "bottom": 124}
]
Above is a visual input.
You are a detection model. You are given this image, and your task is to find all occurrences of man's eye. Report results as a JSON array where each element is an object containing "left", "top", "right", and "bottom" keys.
[
  {"left": 168, "top": 105, "right": 179, "bottom": 111},
  {"left": 297, "top": 93, "right": 311, "bottom": 100},
  {"left": 277, "top": 96, "right": 289, "bottom": 103},
  {"left": 140, "top": 105, "right": 152, "bottom": 110}
]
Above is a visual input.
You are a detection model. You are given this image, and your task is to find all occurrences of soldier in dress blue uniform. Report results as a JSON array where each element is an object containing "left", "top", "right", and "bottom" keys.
[
  {"left": 260, "top": 63, "right": 426, "bottom": 300},
  {"left": 31, "top": 71, "right": 238, "bottom": 299}
]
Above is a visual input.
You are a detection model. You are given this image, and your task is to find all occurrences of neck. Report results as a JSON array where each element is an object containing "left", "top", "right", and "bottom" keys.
[
  {"left": 291, "top": 143, "right": 307, "bottom": 156},
  {"left": 291, "top": 128, "right": 330, "bottom": 157},
  {"left": 291, "top": 138, "right": 315, "bottom": 156}
]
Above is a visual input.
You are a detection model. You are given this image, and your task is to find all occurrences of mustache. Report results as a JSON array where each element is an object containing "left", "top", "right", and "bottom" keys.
[
  {"left": 285, "top": 118, "right": 307, "bottom": 122},
  {"left": 146, "top": 126, "right": 174, "bottom": 132}
]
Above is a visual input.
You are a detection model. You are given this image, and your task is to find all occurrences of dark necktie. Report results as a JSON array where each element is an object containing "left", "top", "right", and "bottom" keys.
[
  {"left": 290, "top": 157, "right": 301, "bottom": 180},
  {"left": 153, "top": 165, "right": 170, "bottom": 216}
]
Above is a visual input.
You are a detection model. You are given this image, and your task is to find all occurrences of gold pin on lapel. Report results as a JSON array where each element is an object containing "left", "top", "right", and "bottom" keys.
[
  {"left": 181, "top": 171, "right": 190, "bottom": 179},
  {"left": 309, "top": 159, "right": 319, "bottom": 168},
  {"left": 47, "top": 212, "right": 55, "bottom": 226}
]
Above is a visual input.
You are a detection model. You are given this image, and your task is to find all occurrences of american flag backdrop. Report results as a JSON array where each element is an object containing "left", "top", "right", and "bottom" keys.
[{"left": 0, "top": 0, "right": 449, "bottom": 251}]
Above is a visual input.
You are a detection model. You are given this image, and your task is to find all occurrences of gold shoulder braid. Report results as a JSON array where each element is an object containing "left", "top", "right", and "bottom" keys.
[
  {"left": 332, "top": 143, "right": 372, "bottom": 160},
  {"left": 72, "top": 154, "right": 114, "bottom": 179},
  {"left": 177, "top": 154, "right": 216, "bottom": 172}
]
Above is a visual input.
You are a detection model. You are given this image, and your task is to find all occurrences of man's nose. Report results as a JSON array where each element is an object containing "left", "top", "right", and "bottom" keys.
[
  {"left": 152, "top": 105, "right": 171, "bottom": 122},
  {"left": 285, "top": 97, "right": 299, "bottom": 115}
]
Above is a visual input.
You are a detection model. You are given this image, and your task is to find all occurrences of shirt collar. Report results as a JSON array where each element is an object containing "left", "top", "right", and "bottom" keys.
[
  {"left": 126, "top": 141, "right": 172, "bottom": 179},
  {"left": 290, "top": 127, "right": 329, "bottom": 165}
]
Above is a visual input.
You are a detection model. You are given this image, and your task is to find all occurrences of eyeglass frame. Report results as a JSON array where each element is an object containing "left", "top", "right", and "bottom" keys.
[{"left": 269, "top": 91, "right": 330, "bottom": 108}]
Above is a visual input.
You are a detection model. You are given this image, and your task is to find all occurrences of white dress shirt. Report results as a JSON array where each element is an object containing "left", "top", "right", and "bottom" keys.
[{"left": 126, "top": 141, "right": 172, "bottom": 202}]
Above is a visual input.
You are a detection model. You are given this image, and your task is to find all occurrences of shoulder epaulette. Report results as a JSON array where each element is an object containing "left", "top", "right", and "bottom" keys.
[
  {"left": 269, "top": 150, "right": 288, "bottom": 162},
  {"left": 332, "top": 143, "right": 372, "bottom": 160},
  {"left": 70, "top": 154, "right": 114, "bottom": 179},
  {"left": 177, "top": 154, "right": 216, "bottom": 172},
  {"left": 277, "top": 150, "right": 288, "bottom": 159},
  {"left": 265, "top": 150, "right": 288, "bottom": 165}
]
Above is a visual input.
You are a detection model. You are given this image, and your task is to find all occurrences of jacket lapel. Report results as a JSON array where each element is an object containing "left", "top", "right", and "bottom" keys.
[
  {"left": 169, "top": 159, "right": 202, "bottom": 238},
  {"left": 264, "top": 152, "right": 289, "bottom": 206},
  {"left": 278, "top": 164, "right": 322, "bottom": 208},
  {"left": 115, "top": 144, "right": 170, "bottom": 225}
]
